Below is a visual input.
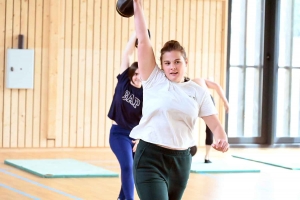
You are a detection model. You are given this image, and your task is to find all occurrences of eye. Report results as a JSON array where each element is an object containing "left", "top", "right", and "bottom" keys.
[{"left": 164, "top": 62, "right": 170, "bottom": 65}]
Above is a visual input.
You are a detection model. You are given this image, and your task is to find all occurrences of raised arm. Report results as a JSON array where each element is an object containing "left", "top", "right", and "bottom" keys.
[
  {"left": 204, "top": 79, "right": 229, "bottom": 113},
  {"left": 120, "top": 32, "right": 137, "bottom": 74},
  {"left": 133, "top": 0, "right": 156, "bottom": 80}
]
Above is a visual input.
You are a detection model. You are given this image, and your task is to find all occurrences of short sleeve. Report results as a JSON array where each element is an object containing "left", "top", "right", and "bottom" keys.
[
  {"left": 117, "top": 68, "right": 130, "bottom": 82},
  {"left": 198, "top": 90, "right": 218, "bottom": 117},
  {"left": 142, "top": 65, "right": 166, "bottom": 90}
]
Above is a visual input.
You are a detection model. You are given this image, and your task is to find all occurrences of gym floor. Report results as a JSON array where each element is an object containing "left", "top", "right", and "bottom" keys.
[{"left": 0, "top": 147, "right": 299, "bottom": 200}]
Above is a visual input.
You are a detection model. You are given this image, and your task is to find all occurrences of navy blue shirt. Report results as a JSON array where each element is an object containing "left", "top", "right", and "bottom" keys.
[{"left": 108, "top": 68, "right": 143, "bottom": 130}]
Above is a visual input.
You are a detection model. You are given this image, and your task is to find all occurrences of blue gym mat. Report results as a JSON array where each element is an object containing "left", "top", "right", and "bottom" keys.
[
  {"left": 190, "top": 158, "right": 261, "bottom": 173},
  {"left": 4, "top": 159, "right": 119, "bottom": 178},
  {"left": 232, "top": 154, "right": 300, "bottom": 170}
]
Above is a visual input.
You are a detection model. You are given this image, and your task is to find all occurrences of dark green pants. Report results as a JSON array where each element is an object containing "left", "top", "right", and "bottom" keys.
[{"left": 133, "top": 140, "right": 192, "bottom": 200}]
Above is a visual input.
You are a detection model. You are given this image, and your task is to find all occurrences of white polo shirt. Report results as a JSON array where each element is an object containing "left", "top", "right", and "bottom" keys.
[{"left": 129, "top": 66, "right": 217, "bottom": 149}]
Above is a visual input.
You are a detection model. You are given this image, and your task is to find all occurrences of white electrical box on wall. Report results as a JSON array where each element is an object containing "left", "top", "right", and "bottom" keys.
[{"left": 6, "top": 49, "right": 34, "bottom": 89}]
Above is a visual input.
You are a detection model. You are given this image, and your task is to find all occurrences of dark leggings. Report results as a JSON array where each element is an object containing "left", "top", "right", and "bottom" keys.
[
  {"left": 134, "top": 140, "right": 192, "bottom": 200},
  {"left": 109, "top": 125, "right": 135, "bottom": 200},
  {"left": 205, "top": 125, "right": 213, "bottom": 145},
  {"left": 206, "top": 96, "right": 215, "bottom": 145}
]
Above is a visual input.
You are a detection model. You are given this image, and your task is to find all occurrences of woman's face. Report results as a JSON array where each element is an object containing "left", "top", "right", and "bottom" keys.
[
  {"left": 161, "top": 50, "right": 187, "bottom": 83},
  {"left": 131, "top": 68, "right": 142, "bottom": 88}
]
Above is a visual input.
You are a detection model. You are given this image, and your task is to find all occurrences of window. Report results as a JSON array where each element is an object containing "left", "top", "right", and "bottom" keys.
[
  {"left": 228, "top": 0, "right": 265, "bottom": 138},
  {"left": 276, "top": 0, "right": 300, "bottom": 138}
]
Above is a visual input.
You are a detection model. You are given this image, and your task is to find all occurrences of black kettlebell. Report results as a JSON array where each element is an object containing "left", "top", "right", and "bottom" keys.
[{"left": 116, "top": 0, "right": 134, "bottom": 18}]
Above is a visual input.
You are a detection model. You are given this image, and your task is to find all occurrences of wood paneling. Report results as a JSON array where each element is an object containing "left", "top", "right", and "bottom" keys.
[
  {"left": 0, "top": 0, "right": 228, "bottom": 148},
  {"left": 25, "top": 0, "right": 35, "bottom": 148},
  {"left": 32, "top": 0, "right": 43, "bottom": 148},
  {"left": 0, "top": 0, "right": 6, "bottom": 147}
]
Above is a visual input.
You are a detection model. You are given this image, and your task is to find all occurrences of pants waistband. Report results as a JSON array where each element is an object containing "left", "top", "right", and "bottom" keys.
[{"left": 139, "top": 140, "right": 190, "bottom": 156}]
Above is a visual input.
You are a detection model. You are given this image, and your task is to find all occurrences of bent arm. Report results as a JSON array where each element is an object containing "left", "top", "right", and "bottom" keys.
[
  {"left": 205, "top": 79, "right": 229, "bottom": 113},
  {"left": 120, "top": 32, "right": 137, "bottom": 74},
  {"left": 133, "top": 0, "right": 156, "bottom": 80},
  {"left": 202, "top": 115, "right": 229, "bottom": 152}
]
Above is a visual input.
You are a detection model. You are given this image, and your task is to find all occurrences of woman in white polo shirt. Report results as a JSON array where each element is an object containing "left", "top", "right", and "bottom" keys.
[{"left": 130, "top": 1, "right": 230, "bottom": 199}]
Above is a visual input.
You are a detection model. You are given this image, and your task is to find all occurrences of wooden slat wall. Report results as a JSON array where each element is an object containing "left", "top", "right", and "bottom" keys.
[{"left": 0, "top": 0, "right": 228, "bottom": 148}]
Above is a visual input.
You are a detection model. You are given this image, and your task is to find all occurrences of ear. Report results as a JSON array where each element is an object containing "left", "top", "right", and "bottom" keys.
[{"left": 185, "top": 58, "right": 188, "bottom": 66}]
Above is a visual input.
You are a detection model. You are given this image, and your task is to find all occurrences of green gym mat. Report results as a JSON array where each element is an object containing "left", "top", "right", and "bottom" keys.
[
  {"left": 4, "top": 158, "right": 119, "bottom": 178},
  {"left": 232, "top": 154, "right": 300, "bottom": 170},
  {"left": 190, "top": 158, "right": 261, "bottom": 173}
]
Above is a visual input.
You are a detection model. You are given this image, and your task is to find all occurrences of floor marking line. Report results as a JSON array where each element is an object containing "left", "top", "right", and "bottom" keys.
[
  {"left": 0, "top": 183, "right": 40, "bottom": 200},
  {"left": 0, "top": 168, "right": 82, "bottom": 200}
]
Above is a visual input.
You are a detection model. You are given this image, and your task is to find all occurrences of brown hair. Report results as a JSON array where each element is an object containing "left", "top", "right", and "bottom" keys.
[
  {"left": 128, "top": 61, "right": 138, "bottom": 83},
  {"left": 160, "top": 40, "right": 187, "bottom": 66}
]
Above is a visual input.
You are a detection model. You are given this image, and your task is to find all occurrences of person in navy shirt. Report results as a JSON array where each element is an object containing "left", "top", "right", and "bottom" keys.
[{"left": 107, "top": 32, "right": 143, "bottom": 200}]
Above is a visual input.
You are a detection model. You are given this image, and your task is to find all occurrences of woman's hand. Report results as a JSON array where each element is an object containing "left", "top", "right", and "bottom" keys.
[
  {"left": 212, "top": 139, "right": 229, "bottom": 152},
  {"left": 132, "top": 139, "right": 140, "bottom": 152},
  {"left": 202, "top": 115, "right": 229, "bottom": 153}
]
